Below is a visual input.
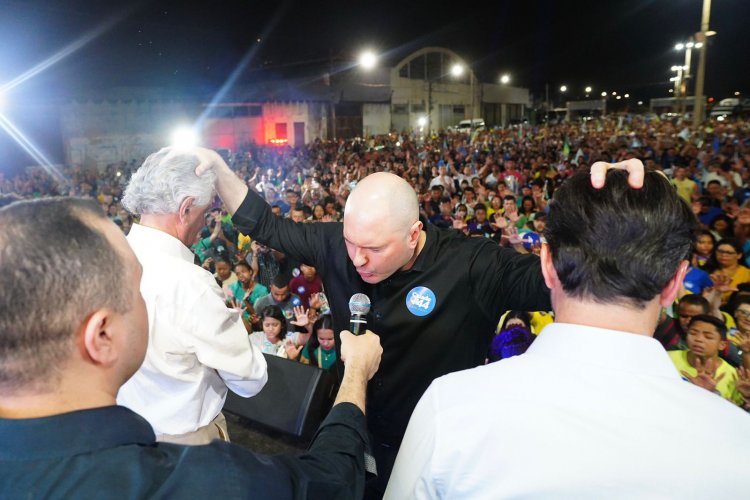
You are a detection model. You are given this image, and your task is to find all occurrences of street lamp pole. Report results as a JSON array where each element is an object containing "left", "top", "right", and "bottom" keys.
[{"left": 692, "top": 0, "right": 712, "bottom": 127}]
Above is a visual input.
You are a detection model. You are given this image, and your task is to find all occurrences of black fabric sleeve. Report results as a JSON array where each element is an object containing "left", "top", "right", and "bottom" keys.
[
  {"left": 231, "top": 189, "right": 339, "bottom": 275},
  {"left": 469, "top": 243, "right": 552, "bottom": 320},
  {"left": 273, "top": 402, "right": 369, "bottom": 499}
]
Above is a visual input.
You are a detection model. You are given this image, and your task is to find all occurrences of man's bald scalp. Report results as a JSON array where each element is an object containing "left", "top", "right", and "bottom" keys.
[{"left": 345, "top": 172, "right": 419, "bottom": 233}]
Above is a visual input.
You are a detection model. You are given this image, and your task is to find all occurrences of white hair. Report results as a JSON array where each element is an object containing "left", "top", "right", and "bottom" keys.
[{"left": 122, "top": 147, "right": 216, "bottom": 215}]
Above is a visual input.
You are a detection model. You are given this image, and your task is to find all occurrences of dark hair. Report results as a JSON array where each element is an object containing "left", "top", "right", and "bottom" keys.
[
  {"left": 678, "top": 294, "right": 710, "bottom": 313},
  {"left": 271, "top": 273, "right": 290, "bottom": 289},
  {"left": 731, "top": 296, "right": 750, "bottom": 318},
  {"left": 307, "top": 315, "right": 335, "bottom": 368},
  {"left": 234, "top": 260, "right": 252, "bottom": 272},
  {"left": 500, "top": 310, "right": 531, "bottom": 331},
  {"left": 688, "top": 314, "right": 728, "bottom": 340},
  {"left": 260, "top": 305, "right": 287, "bottom": 340},
  {"left": 0, "top": 198, "right": 130, "bottom": 392},
  {"left": 544, "top": 169, "right": 698, "bottom": 307}
]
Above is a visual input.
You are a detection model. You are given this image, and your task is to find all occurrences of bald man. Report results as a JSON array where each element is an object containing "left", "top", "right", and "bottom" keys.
[{"left": 194, "top": 147, "right": 644, "bottom": 497}]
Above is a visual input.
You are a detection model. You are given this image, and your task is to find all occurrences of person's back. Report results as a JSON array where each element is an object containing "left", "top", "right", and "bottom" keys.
[{"left": 394, "top": 324, "right": 749, "bottom": 499}]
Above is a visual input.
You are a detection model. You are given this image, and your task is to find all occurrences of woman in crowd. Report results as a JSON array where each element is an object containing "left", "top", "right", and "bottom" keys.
[
  {"left": 288, "top": 315, "right": 337, "bottom": 370},
  {"left": 709, "top": 214, "right": 734, "bottom": 241},
  {"left": 708, "top": 238, "right": 750, "bottom": 305},
  {"left": 229, "top": 261, "right": 268, "bottom": 324},
  {"left": 692, "top": 230, "right": 716, "bottom": 269}
]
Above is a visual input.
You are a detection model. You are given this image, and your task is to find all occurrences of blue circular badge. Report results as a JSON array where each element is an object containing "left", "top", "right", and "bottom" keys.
[
  {"left": 406, "top": 286, "right": 437, "bottom": 317},
  {"left": 292, "top": 297, "right": 301, "bottom": 306}
]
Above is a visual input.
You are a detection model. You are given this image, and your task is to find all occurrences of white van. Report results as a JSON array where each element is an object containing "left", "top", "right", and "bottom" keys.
[{"left": 453, "top": 118, "right": 485, "bottom": 133}]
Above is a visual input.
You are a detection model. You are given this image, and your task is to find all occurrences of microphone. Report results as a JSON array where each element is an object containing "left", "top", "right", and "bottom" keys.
[{"left": 348, "top": 293, "right": 371, "bottom": 336}]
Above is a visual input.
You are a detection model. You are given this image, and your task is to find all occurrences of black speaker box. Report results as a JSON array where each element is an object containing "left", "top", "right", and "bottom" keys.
[{"left": 223, "top": 353, "right": 337, "bottom": 439}]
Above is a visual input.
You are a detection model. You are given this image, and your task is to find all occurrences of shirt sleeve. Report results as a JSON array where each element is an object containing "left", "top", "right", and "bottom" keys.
[
  {"left": 183, "top": 285, "right": 268, "bottom": 398},
  {"left": 269, "top": 402, "right": 370, "bottom": 499},
  {"left": 231, "top": 189, "right": 335, "bottom": 272},
  {"left": 469, "top": 243, "right": 551, "bottom": 320},
  {"left": 384, "top": 384, "right": 440, "bottom": 499}
]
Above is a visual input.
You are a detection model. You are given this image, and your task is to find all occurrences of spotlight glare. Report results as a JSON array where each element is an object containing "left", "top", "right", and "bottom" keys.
[
  {"left": 171, "top": 126, "right": 199, "bottom": 150},
  {"left": 601, "top": 91, "right": 607, "bottom": 97},
  {"left": 359, "top": 51, "right": 377, "bottom": 70},
  {"left": 417, "top": 116, "right": 427, "bottom": 128},
  {"left": 450, "top": 64, "right": 464, "bottom": 77},
  {"left": 500, "top": 74, "right": 510, "bottom": 84}
]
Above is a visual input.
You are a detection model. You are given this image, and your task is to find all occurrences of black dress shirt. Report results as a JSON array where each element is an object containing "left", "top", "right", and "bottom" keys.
[
  {"left": 0, "top": 403, "right": 367, "bottom": 499},
  {"left": 232, "top": 189, "right": 551, "bottom": 446}
]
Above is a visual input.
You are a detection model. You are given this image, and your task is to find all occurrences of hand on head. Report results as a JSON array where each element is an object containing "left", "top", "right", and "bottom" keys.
[{"left": 590, "top": 159, "right": 645, "bottom": 190}]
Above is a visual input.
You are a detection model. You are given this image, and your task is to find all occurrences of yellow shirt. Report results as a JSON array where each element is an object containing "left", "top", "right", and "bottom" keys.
[
  {"left": 672, "top": 178, "right": 697, "bottom": 203},
  {"left": 719, "top": 266, "right": 750, "bottom": 304},
  {"left": 667, "top": 350, "right": 743, "bottom": 405}
]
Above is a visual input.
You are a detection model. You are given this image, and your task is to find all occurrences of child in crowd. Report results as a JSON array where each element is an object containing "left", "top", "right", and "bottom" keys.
[
  {"left": 249, "top": 306, "right": 288, "bottom": 356},
  {"left": 667, "top": 314, "right": 744, "bottom": 406},
  {"left": 287, "top": 315, "right": 337, "bottom": 370}
]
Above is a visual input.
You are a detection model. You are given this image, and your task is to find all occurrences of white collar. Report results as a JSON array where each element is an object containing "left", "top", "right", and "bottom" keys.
[
  {"left": 127, "top": 223, "right": 195, "bottom": 264},
  {"left": 527, "top": 323, "right": 680, "bottom": 380}
]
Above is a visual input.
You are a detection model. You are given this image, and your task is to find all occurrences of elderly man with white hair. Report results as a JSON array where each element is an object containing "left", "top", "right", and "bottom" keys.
[{"left": 117, "top": 147, "right": 267, "bottom": 445}]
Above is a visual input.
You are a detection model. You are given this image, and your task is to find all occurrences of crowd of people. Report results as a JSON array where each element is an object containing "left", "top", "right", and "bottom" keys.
[{"left": 2, "top": 114, "right": 750, "bottom": 495}]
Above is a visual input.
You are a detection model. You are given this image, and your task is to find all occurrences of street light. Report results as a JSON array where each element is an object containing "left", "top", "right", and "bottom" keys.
[
  {"left": 585, "top": 86, "right": 592, "bottom": 93},
  {"left": 170, "top": 126, "right": 199, "bottom": 150},
  {"left": 500, "top": 74, "right": 510, "bottom": 84},
  {"left": 624, "top": 94, "right": 630, "bottom": 98},
  {"left": 601, "top": 91, "right": 607, "bottom": 97},
  {"left": 451, "top": 63, "right": 465, "bottom": 77},
  {"left": 560, "top": 85, "right": 567, "bottom": 93},
  {"left": 358, "top": 50, "right": 377, "bottom": 70}
]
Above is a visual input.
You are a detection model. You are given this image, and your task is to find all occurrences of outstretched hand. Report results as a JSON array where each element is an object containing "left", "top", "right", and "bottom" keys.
[
  {"left": 681, "top": 356, "right": 725, "bottom": 393},
  {"left": 289, "top": 305, "right": 309, "bottom": 328}
]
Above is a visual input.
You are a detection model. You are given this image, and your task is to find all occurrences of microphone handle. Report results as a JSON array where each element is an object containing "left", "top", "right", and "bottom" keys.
[{"left": 350, "top": 313, "right": 367, "bottom": 336}]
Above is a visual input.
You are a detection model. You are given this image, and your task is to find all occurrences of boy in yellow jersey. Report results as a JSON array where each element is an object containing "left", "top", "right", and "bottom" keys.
[{"left": 668, "top": 314, "right": 744, "bottom": 406}]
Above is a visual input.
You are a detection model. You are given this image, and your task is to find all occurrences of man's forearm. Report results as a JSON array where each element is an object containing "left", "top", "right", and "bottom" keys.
[
  {"left": 215, "top": 163, "right": 249, "bottom": 215},
  {"left": 333, "top": 367, "right": 368, "bottom": 414}
]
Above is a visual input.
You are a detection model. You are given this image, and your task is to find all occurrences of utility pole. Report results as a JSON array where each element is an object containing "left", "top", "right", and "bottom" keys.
[{"left": 692, "top": 0, "right": 712, "bottom": 128}]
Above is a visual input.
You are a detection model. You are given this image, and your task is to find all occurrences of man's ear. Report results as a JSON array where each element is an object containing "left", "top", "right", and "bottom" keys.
[
  {"left": 178, "top": 197, "right": 195, "bottom": 225},
  {"left": 408, "top": 221, "right": 423, "bottom": 248},
  {"left": 660, "top": 260, "right": 690, "bottom": 308},
  {"left": 81, "top": 310, "right": 118, "bottom": 367},
  {"left": 540, "top": 243, "right": 558, "bottom": 290}
]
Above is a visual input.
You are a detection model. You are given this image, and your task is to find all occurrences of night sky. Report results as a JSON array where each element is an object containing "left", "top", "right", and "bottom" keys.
[{"left": 1, "top": 0, "right": 749, "bottom": 102}]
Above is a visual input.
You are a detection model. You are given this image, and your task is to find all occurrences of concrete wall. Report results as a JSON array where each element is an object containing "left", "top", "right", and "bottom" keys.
[
  {"left": 363, "top": 103, "right": 391, "bottom": 136},
  {"left": 60, "top": 100, "right": 199, "bottom": 168}
]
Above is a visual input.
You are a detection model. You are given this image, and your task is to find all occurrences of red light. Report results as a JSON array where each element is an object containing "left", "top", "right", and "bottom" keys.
[{"left": 708, "top": 97, "right": 714, "bottom": 102}]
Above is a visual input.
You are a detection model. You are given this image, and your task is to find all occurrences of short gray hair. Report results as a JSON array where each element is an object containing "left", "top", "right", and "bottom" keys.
[{"left": 122, "top": 147, "right": 216, "bottom": 215}]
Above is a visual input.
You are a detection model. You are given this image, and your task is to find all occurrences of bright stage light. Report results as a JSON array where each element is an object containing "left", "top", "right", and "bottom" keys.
[
  {"left": 417, "top": 116, "right": 427, "bottom": 128},
  {"left": 451, "top": 64, "right": 464, "bottom": 77},
  {"left": 170, "top": 126, "right": 199, "bottom": 150},
  {"left": 359, "top": 51, "right": 377, "bottom": 70},
  {"left": 500, "top": 74, "right": 510, "bottom": 84}
]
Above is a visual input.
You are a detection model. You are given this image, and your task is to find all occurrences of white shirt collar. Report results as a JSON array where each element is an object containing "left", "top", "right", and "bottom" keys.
[
  {"left": 127, "top": 223, "right": 195, "bottom": 264},
  {"left": 528, "top": 323, "right": 680, "bottom": 380}
]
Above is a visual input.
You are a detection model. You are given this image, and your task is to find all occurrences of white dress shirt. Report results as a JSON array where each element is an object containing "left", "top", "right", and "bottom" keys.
[
  {"left": 117, "top": 224, "right": 267, "bottom": 435},
  {"left": 386, "top": 323, "right": 750, "bottom": 499}
]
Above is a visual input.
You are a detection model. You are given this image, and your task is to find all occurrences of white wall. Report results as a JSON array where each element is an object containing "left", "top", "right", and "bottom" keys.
[{"left": 362, "top": 103, "right": 391, "bottom": 136}]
